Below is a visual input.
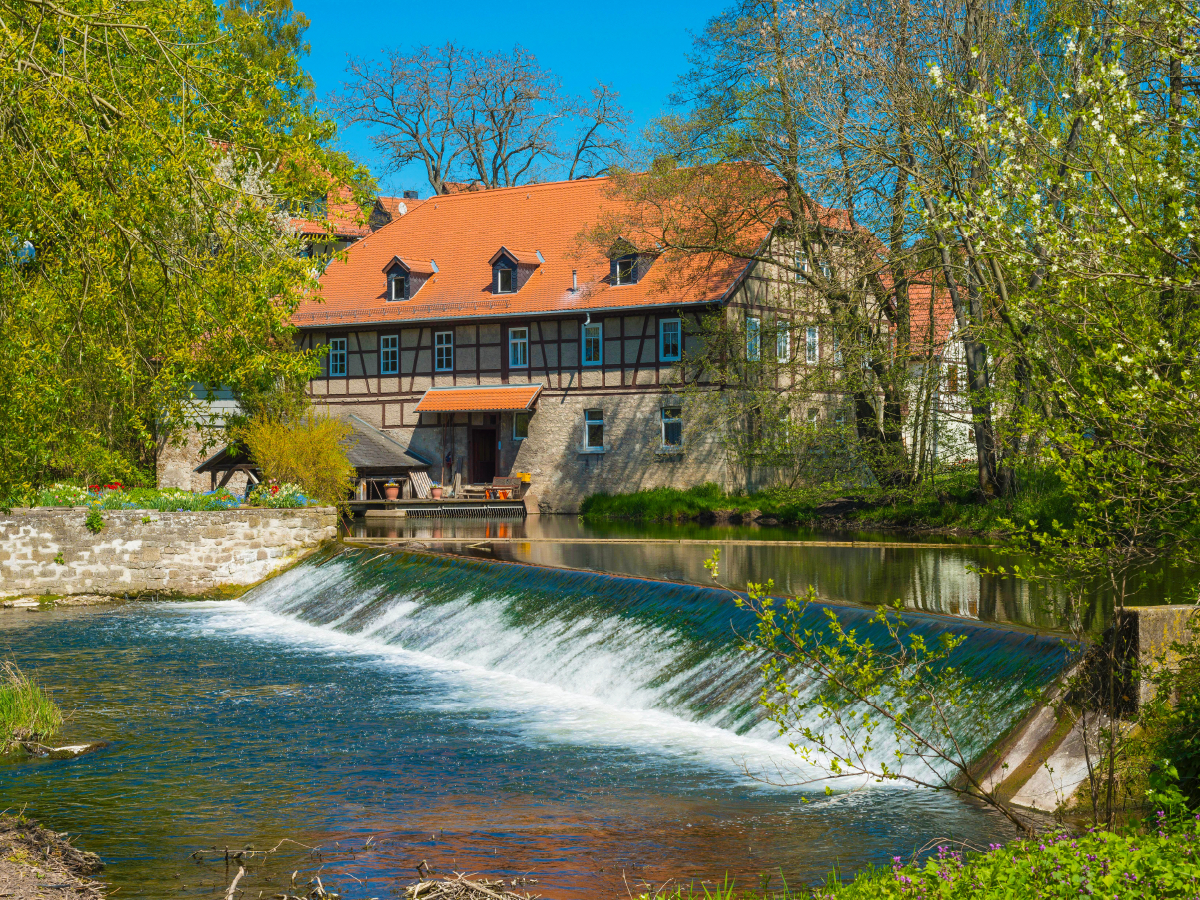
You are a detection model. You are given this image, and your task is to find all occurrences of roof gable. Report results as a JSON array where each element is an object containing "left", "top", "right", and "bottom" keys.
[{"left": 382, "top": 255, "right": 436, "bottom": 275}]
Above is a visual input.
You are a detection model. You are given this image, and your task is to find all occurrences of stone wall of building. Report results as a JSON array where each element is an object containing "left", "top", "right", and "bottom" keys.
[
  {"left": 0, "top": 507, "right": 338, "bottom": 598},
  {"left": 156, "top": 426, "right": 212, "bottom": 492},
  {"left": 326, "top": 391, "right": 729, "bottom": 513},
  {"left": 510, "top": 392, "right": 728, "bottom": 513},
  {"left": 157, "top": 426, "right": 251, "bottom": 494}
]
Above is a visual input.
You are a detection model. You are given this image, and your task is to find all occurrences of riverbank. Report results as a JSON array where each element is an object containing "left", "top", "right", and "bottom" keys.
[
  {"left": 580, "top": 472, "right": 1073, "bottom": 537},
  {"left": 636, "top": 818, "right": 1200, "bottom": 898},
  {"left": 0, "top": 815, "right": 104, "bottom": 899}
]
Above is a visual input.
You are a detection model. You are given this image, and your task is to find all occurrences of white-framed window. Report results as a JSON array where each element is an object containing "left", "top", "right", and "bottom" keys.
[
  {"left": 496, "top": 267, "right": 514, "bottom": 294},
  {"left": 820, "top": 258, "right": 833, "bottom": 279},
  {"left": 513, "top": 411, "right": 530, "bottom": 441},
  {"left": 583, "top": 321, "right": 603, "bottom": 366},
  {"left": 509, "top": 327, "right": 528, "bottom": 368},
  {"left": 615, "top": 256, "right": 635, "bottom": 285},
  {"left": 660, "top": 317, "right": 681, "bottom": 361},
  {"left": 380, "top": 335, "right": 398, "bottom": 375},
  {"left": 805, "top": 326, "right": 819, "bottom": 364},
  {"left": 833, "top": 331, "right": 843, "bottom": 367},
  {"left": 776, "top": 320, "right": 790, "bottom": 362},
  {"left": 807, "top": 407, "right": 820, "bottom": 422},
  {"left": 661, "top": 406, "right": 682, "bottom": 447},
  {"left": 328, "top": 337, "right": 347, "bottom": 377},
  {"left": 388, "top": 271, "right": 406, "bottom": 301},
  {"left": 584, "top": 409, "right": 604, "bottom": 449},
  {"left": 794, "top": 250, "right": 810, "bottom": 281},
  {"left": 746, "top": 317, "right": 761, "bottom": 361},
  {"left": 434, "top": 331, "right": 453, "bottom": 372}
]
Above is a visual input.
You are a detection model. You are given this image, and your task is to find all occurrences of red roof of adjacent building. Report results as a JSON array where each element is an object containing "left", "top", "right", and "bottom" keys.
[
  {"left": 413, "top": 384, "right": 543, "bottom": 412},
  {"left": 293, "top": 176, "right": 757, "bottom": 328},
  {"left": 291, "top": 185, "right": 371, "bottom": 240},
  {"left": 907, "top": 278, "right": 958, "bottom": 352}
]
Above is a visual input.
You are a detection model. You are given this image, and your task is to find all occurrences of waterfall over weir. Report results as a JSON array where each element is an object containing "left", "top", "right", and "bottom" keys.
[{"left": 248, "top": 546, "right": 1072, "bottom": 779}]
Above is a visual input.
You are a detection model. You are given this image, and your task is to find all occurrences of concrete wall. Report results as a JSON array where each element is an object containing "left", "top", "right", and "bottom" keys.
[
  {"left": 1118, "top": 605, "right": 1199, "bottom": 709},
  {"left": 0, "top": 507, "right": 338, "bottom": 598}
]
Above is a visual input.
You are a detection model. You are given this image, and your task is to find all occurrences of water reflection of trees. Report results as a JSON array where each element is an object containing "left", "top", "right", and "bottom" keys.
[{"left": 346, "top": 516, "right": 1192, "bottom": 633}]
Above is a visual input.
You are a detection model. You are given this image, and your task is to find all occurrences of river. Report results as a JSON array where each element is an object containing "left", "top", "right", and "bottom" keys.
[{"left": 0, "top": 538, "right": 1085, "bottom": 899}]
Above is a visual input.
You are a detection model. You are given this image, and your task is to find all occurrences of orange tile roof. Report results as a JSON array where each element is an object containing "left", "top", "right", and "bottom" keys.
[
  {"left": 908, "top": 278, "right": 958, "bottom": 351},
  {"left": 294, "top": 176, "right": 755, "bottom": 328},
  {"left": 387, "top": 256, "right": 436, "bottom": 274},
  {"left": 413, "top": 384, "right": 543, "bottom": 413},
  {"left": 376, "top": 196, "right": 405, "bottom": 217}
]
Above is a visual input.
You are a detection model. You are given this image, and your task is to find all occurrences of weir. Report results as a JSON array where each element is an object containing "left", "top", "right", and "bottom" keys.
[{"left": 248, "top": 546, "right": 1074, "bottom": 777}]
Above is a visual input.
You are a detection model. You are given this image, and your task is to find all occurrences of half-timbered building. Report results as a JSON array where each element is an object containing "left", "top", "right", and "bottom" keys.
[{"left": 293, "top": 176, "right": 751, "bottom": 513}]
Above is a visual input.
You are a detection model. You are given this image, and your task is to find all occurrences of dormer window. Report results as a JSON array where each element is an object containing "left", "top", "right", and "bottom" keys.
[
  {"left": 608, "top": 238, "right": 652, "bottom": 286},
  {"left": 489, "top": 247, "right": 539, "bottom": 295},
  {"left": 614, "top": 255, "right": 636, "bottom": 286},
  {"left": 387, "top": 270, "right": 408, "bottom": 302},
  {"left": 382, "top": 256, "right": 434, "bottom": 302}
]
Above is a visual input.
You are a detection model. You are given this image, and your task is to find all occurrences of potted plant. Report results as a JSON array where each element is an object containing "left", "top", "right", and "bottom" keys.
[
  {"left": 384, "top": 480, "right": 400, "bottom": 500},
  {"left": 431, "top": 483, "right": 443, "bottom": 500}
]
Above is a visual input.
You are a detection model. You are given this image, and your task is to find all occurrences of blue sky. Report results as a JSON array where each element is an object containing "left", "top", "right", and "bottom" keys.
[{"left": 293, "top": 0, "right": 726, "bottom": 196}]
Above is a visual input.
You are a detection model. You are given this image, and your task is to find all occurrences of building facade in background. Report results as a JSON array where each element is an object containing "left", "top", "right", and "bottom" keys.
[{"left": 293, "top": 177, "right": 744, "bottom": 513}]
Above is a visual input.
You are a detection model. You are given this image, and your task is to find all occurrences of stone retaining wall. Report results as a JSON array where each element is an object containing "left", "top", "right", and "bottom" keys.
[{"left": 0, "top": 507, "right": 339, "bottom": 598}]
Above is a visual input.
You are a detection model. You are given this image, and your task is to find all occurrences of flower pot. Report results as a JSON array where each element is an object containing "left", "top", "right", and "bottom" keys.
[
  {"left": 384, "top": 484, "right": 400, "bottom": 500},
  {"left": 431, "top": 486, "right": 443, "bottom": 500}
]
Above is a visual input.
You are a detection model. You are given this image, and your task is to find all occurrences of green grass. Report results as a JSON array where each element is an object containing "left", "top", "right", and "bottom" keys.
[
  {"left": 635, "top": 818, "right": 1200, "bottom": 898},
  {"left": 0, "top": 661, "right": 62, "bottom": 748},
  {"left": 581, "top": 467, "right": 1074, "bottom": 537}
]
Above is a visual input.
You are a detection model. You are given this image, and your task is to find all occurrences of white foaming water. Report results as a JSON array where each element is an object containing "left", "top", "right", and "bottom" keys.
[
  {"left": 175, "top": 598, "right": 815, "bottom": 787},
  {"left": 174, "top": 553, "right": 1031, "bottom": 789},
  {"left": 252, "top": 557, "right": 767, "bottom": 732}
]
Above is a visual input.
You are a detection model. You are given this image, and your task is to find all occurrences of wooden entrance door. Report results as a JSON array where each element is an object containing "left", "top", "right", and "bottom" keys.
[{"left": 470, "top": 428, "right": 497, "bottom": 483}]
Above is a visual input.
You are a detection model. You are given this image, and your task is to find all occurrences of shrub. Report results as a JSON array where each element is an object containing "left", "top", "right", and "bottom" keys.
[
  {"left": 84, "top": 507, "right": 104, "bottom": 533},
  {"left": 237, "top": 412, "right": 356, "bottom": 506},
  {"left": 107, "top": 488, "right": 240, "bottom": 512},
  {"left": 21, "top": 484, "right": 311, "bottom": 511},
  {"left": 0, "top": 661, "right": 62, "bottom": 749}
]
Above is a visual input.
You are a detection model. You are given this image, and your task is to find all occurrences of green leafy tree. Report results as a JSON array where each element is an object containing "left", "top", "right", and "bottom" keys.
[
  {"left": 222, "top": 0, "right": 315, "bottom": 111},
  {"left": 0, "top": 0, "right": 366, "bottom": 501},
  {"left": 930, "top": 0, "right": 1200, "bottom": 827}
]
